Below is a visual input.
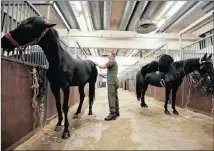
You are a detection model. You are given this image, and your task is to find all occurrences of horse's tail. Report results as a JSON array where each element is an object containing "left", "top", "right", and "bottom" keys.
[
  {"left": 89, "top": 62, "right": 98, "bottom": 104},
  {"left": 136, "top": 71, "right": 142, "bottom": 101}
]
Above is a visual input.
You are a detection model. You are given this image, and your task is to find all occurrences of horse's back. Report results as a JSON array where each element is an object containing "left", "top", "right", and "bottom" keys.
[{"left": 71, "top": 59, "right": 97, "bottom": 85}]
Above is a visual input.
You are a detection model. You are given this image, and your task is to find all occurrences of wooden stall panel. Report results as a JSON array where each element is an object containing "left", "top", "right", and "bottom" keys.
[
  {"left": 145, "top": 85, "right": 154, "bottom": 97},
  {"left": 183, "top": 78, "right": 213, "bottom": 114},
  {"left": 154, "top": 87, "right": 165, "bottom": 101},
  {"left": 1, "top": 60, "right": 34, "bottom": 150},
  {"left": 48, "top": 85, "right": 89, "bottom": 119}
]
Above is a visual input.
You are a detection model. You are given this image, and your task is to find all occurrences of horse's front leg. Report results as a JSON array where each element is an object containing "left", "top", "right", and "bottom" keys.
[
  {"left": 50, "top": 84, "right": 63, "bottom": 131},
  {"left": 62, "top": 86, "right": 70, "bottom": 139},
  {"left": 164, "top": 87, "right": 171, "bottom": 115}
]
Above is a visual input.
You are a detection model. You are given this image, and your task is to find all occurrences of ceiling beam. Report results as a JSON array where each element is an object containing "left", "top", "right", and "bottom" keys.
[
  {"left": 62, "top": 36, "right": 197, "bottom": 50},
  {"left": 57, "top": 29, "right": 199, "bottom": 41},
  {"left": 179, "top": 10, "right": 214, "bottom": 35}
]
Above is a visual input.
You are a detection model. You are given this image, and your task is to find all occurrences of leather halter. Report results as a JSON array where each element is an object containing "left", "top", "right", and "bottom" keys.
[{"left": 4, "top": 28, "right": 50, "bottom": 51}]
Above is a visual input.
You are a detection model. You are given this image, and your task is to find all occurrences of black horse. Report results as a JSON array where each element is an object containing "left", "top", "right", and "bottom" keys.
[
  {"left": 136, "top": 53, "right": 213, "bottom": 115},
  {"left": 1, "top": 16, "right": 98, "bottom": 139}
]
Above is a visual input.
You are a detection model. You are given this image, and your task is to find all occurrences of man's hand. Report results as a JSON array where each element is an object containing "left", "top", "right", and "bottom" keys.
[{"left": 95, "top": 62, "right": 100, "bottom": 68}]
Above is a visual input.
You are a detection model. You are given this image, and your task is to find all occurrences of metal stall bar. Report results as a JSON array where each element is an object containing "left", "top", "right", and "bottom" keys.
[
  {"left": 26, "top": 1, "right": 43, "bottom": 16},
  {"left": 1, "top": 1, "right": 49, "bottom": 69},
  {"left": 10, "top": 1, "right": 16, "bottom": 57},
  {"left": 1, "top": 1, "right": 5, "bottom": 26},
  {"left": 119, "top": 44, "right": 167, "bottom": 76},
  {"left": 76, "top": 42, "right": 87, "bottom": 60}
]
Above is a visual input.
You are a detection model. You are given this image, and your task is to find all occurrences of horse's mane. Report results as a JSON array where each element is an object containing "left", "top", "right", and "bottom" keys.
[{"left": 172, "top": 58, "right": 199, "bottom": 69}]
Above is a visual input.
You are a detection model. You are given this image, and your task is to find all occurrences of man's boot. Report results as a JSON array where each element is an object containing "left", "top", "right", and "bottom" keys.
[
  {"left": 116, "top": 111, "right": 120, "bottom": 117},
  {"left": 105, "top": 112, "right": 117, "bottom": 121}
]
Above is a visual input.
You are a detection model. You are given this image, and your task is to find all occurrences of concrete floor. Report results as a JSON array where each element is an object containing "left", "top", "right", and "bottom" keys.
[{"left": 15, "top": 88, "right": 213, "bottom": 150}]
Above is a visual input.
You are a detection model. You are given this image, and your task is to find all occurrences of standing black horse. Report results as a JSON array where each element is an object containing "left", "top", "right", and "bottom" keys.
[
  {"left": 136, "top": 53, "right": 213, "bottom": 115},
  {"left": 1, "top": 16, "right": 98, "bottom": 139}
]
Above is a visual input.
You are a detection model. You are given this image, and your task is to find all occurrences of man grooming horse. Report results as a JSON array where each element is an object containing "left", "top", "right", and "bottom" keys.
[
  {"left": 95, "top": 52, "right": 120, "bottom": 121},
  {"left": 141, "top": 54, "right": 177, "bottom": 86}
]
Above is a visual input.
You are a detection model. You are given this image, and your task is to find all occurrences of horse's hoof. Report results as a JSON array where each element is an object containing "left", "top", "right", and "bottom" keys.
[
  {"left": 165, "top": 110, "right": 170, "bottom": 115},
  {"left": 54, "top": 125, "right": 62, "bottom": 131},
  {"left": 73, "top": 114, "right": 78, "bottom": 119},
  {"left": 88, "top": 111, "right": 93, "bottom": 115},
  {"left": 173, "top": 110, "right": 179, "bottom": 115},
  {"left": 62, "top": 131, "right": 70, "bottom": 139},
  {"left": 141, "top": 103, "right": 148, "bottom": 108}
]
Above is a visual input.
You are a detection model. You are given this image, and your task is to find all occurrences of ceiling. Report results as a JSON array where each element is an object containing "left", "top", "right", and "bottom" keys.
[
  {"left": 30, "top": 1, "right": 212, "bottom": 58},
  {"left": 29, "top": 1, "right": 213, "bottom": 74}
]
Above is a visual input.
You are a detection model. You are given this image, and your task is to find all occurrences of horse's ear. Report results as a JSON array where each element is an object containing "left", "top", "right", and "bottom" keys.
[
  {"left": 208, "top": 54, "right": 212, "bottom": 59},
  {"left": 202, "top": 53, "right": 207, "bottom": 60},
  {"left": 43, "top": 23, "right": 56, "bottom": 28}
]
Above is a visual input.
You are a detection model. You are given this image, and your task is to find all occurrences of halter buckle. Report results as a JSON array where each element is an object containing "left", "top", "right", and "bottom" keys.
[{"left": 35, "top": 38, "right": 39, "bottom": 43}]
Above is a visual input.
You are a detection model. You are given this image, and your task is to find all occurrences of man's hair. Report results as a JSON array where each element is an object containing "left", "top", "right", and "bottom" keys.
[{"left": 110, "top": 52, "right": 116, "bottom": 58}]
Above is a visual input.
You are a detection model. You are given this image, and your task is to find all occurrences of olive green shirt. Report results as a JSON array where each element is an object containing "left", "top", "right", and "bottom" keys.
[{"left": 106, "top": 59, "right": 119, "bottom": 86}]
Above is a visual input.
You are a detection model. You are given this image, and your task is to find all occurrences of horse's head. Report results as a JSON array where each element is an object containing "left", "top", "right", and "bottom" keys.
[
  {"left": 1, "top": 16, "right": 56, "bottom": 52},
  {"left": 198, "top": 53, "right": 213, "bottom": 76}
]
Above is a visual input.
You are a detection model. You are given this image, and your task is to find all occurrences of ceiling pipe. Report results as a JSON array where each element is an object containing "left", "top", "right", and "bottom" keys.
[
  {"left": 149, "top": 1, "right": 167, "bottom": 21},
  {"left": 140, "top": 1, "right": 165, "bottom": 21},
  {"left": 158, "top": 1, "right": 198, "bottom": 32},
  {"left": 162, "top": 1, "right": 209, "bottom": 32},
  {"left": 103, "top": 1, "right": 112, "bottom": 30},
  {"left": 89, "top": 1, "right": 101, "bottom": 30},
  {"left": 201, "top": 1, "right": 214, "bottom": 14},
  {"left": 56, "top": 1, "right": 79, "bottom": 29},
  {"left": 119, "top": 1, "right": 137, "bottom": 31}
]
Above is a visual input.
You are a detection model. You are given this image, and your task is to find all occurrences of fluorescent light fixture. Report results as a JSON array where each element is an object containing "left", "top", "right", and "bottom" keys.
[
  {"left": 82, "top": 2, "right": 93, "bottom": 32},
  {"left": 166, "top": 1, "right": 187, "bottom": 18},
  {"left": 86, "top": 17, "right": 93, "bottom": 31},
  {"left": 155, "top": 1, "right": 174, "bottom": 21},
  {"left": 80, "top": 14, "right": 89, "bottom": 32},
  {"left": 70, "top": 1, "right": 90, "bottom": 33},
  {"left": 75, "top": 1, "right": 82, "bottom": 12},
  {"left": 53, "top": 2, "right": 70, "bottom": 30}
]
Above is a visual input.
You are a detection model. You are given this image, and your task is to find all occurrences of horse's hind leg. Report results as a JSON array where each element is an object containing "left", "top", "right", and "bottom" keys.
[
  {"left": 141, "top": 84, "right": 148, "bottom": 108},
  {"left": 50, "top": 84, "right": 63, "bottom": 131},
  {"left": 172, "top": 83, "right": 180, "bottom": 115},
  {"left": 164, "top": 87, "right": 171, "bottom": 115},
  {"left": 88, "top": 82, "right": 95, "bottom": 115},
  {"left": 73, "top": 85, "right": 85, "bottom": 118}
]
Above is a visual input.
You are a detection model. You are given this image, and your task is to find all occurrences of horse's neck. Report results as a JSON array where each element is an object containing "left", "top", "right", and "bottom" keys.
[
  {"left": 183, "top": 59, "right": 200, "bottom": 75},
  {"left": 38, "top": 31, "right": 66, "bottom": 69}
]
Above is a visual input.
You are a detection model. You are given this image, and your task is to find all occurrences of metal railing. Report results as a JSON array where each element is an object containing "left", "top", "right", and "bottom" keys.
[
  {"left": 1, "top": 1, "right": 48, "bottom": 68},
  {"left": 1, "top": 1, "right": 72, "bottom": 69},
  {"left": 182, "top": 33, "right": 214, "bottom": 60},
  {"left": 118, "top": 44, "right": 168, "bottom": 80}
]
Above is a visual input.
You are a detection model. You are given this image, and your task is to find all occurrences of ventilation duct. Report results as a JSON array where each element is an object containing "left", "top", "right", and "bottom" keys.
[
  {"left": 134, "top": 1, "right": 165, "bottom": 34},
  {"left": 134, "top": 17, "right": 157, "bottom": 34}
]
